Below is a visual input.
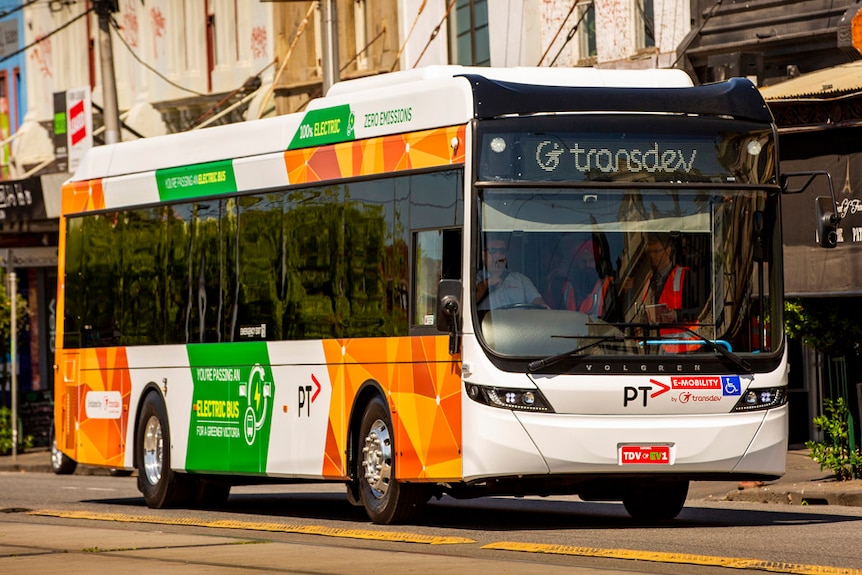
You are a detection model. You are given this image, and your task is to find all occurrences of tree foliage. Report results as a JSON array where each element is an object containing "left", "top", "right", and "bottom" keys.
[
  {"left": 0, "top": 406, "right": 33, "bottom": 455},
  {"left": 784, "top": 298, "right": 862, "bottom": 356},
  {"left": 805, "top": 398, "right": 862, "bottom": 480},
  {"left": 0, "top": 269, "right": 29, "bottom": 397}
]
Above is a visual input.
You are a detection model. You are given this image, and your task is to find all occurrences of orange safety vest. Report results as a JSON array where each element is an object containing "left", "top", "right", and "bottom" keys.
[
  {"left": 642, "top": 265, "right": 699, "bottom": 352},
  {"left": 578, "top": 276, "right": 612, "bottom": 316},
  {"left": 554, "top": 276, "right": 611, "bottom": 316}
]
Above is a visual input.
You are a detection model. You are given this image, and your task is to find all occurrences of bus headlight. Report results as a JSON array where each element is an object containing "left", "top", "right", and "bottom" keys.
[
  {"left": 731, "top": 387, "right": 787, "bottom": 412},
  {"left": 465, "top": 383, "right": 554, "bottom": 412}
]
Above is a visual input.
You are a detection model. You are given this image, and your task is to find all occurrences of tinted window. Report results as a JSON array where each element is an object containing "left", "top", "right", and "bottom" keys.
[{"left": 63, "top": 168, "right": 463, "bottom": 348}]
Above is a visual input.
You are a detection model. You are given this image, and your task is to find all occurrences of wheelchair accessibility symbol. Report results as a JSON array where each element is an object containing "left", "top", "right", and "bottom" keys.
[{"left": 722, "top": 375, "right": 742, "bottom": 396}]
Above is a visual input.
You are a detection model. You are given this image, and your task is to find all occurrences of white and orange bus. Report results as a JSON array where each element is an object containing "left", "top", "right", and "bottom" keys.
[{"left": 53, "top": 66, "right": 826, "bottom": 523}]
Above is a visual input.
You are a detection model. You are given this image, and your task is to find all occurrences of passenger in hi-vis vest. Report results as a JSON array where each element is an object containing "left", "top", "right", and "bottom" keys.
[
  {"left": 544, "top": 237, "right": 613, "bottom": 317},
  {"left": 641, "top": 233, "right": 700, "bottom": 351}
]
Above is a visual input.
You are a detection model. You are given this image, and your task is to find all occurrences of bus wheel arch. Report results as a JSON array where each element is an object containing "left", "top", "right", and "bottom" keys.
[
  {"left": 131, "top": 383, "right": 164, "bottom": 472},
  {"left": 50, "top": 431, "right": 77, "bottom": 475},
  {"left": 345, "top": 382, "right": 386, "bottom": 507},
  {"left": 351, "top": 386, "right": 430, "bottom": 524}
]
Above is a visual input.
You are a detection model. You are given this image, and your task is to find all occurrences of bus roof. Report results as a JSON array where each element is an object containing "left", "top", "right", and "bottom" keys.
[
  {"left": 323, "top": 65, "right": 693, "bottom": 97},
  {"left": 70, "top": 66, "right": 765, "bottom": 186}
]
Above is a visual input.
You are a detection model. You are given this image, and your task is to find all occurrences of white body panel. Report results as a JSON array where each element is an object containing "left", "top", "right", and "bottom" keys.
[
  {"left": 124, "top": 345, "right": 195, "bottom": 470},
  {"left": 265, "top": 341, "right": 333, "bottom": 477},
  {"left": 459, "top": 333, "right": 789, "bottom": 480}
]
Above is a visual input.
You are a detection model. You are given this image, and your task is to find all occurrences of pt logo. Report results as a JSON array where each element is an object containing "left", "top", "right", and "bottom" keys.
[
  {"left": 239, "top": 363, "right": 272, "bottom": 445},
  {"left": 298, "top": 374, "right": 322, "bottom": 417},
  {"left": 623, "top": 379, "right": 670, "bottom": 407}
]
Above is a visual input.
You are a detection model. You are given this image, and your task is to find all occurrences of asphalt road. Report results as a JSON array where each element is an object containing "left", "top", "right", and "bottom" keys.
[{"left": 2, "top": 470, "right": 862, "bottom": 574}]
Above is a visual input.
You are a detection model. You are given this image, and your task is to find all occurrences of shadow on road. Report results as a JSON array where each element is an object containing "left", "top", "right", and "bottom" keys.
[{"left": 82, "top": 487, "right": 862, "bottom": 531}]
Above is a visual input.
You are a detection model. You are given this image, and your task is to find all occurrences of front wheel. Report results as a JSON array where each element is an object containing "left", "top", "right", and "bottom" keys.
[
  {"left": 136, "top": 393, "right": 194, "bottom": 508},
  {"left": 356, "top": 395, "right": 429, "bottom": 524},
  {"left": 622, "top": 480, "right": 689, "bottom": 522}
]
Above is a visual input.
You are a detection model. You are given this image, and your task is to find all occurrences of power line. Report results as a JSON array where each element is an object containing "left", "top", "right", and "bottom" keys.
[
  {"left": 538, "top": 0, "right": 580, "bottom": 66},
  {"left": 412, "top": 0, "right": 457, "bottom": 68},
  {"left": 672, "top": 0, "right": 724, "bottom": 68},
  {"left": 548, "top": 4, "right": 591, "bottom": 67},
  {"left": 0, "top": 0, "right": 40, "bottom": 21},
  {"left": 0, "top": 5, "right": 93, "bottom": 64},
  {"left": 108, "top": 13, "right": 208, "bottom": 97}
]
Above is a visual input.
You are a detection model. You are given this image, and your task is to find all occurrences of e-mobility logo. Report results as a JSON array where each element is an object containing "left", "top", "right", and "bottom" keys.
[{"left": 624, "top": 375, "right": 743, "bottom": 407}]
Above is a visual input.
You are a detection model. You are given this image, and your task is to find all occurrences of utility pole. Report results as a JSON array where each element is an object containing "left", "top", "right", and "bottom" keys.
[
  {"left": 6, "top": 251, "right": 15, "bottom": 463},
  {"left": 320, "top": 0, "right": 340, "bottom": 95},
  {"left": 95, "top": 0, "right": 121, "bottom": 144}
]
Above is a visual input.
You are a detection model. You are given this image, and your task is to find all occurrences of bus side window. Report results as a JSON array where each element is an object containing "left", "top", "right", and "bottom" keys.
[
  {"left": 441, "top": 228, "right": 462, "bottom": 281},
  {"left": 412, "top": 228, "right": 461, "bottom": 329}
]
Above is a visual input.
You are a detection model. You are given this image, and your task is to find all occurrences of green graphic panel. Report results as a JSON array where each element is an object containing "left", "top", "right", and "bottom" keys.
[
  {"left": 185, "top": 342, "right": 274, "bottom": 473},
  {"left": 288, "top": 104, "right": 354, "bottom": 149},
  {"left": 156, "top": 160, "right": 237, "bottom": 202},
  {"left": 54, "top": 112, "right": 67, "bottom": 135}
]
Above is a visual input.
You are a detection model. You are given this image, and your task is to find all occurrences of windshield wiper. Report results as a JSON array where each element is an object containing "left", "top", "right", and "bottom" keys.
[
  {"left": 677, "top": 326, "right": 752, "bottom": 373},
  {"left": 609, "top": 322, "right": 752, "bottom": 373},
  {"left": 527, "top": 334, "right": 627, "bottom": 372}
]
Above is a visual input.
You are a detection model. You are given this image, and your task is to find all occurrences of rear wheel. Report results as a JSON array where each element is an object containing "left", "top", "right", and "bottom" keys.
[
  {"left": 136, "top": 393, "right": 194, "bottom": 508},
  {"left": 51, "top": 437, "right": 77, "bottom": 475},
  {"left": 622, "top": 480, "right": 689, "bottom": 522},
  {"left": 356, "top": 395, "right": 429, "bottom": 524}
]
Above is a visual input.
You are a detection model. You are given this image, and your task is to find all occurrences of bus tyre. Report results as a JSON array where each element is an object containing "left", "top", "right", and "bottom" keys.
[
  {"left": 51, "top": 437, "right": 77, "bottom": 475},
  {"left": 357, "top": 395, "right": 429, "bottom": 524},
  {"left": 622, "top": 480, "right": 689, "bottom": 522},
  {"left": 136, "top": 393, "right": 193, "bottom": 508}
]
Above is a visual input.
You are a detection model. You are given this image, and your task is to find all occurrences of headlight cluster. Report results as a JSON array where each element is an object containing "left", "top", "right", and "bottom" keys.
[
  {"left": 731, "top": 387, "right": 787, "bottom": 412},
  {"left": 465, "top": 383, "right": 554, "bottom": 412}
]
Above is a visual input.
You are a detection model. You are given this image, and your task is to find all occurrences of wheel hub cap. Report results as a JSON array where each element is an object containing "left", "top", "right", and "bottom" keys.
[{"left": 361, "top": 419, "right": 392, "bottom": 498}]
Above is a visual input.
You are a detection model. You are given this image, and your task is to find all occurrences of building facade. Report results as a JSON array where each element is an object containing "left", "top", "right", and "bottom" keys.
[{"left": 4, "top": 0, "right": 860, "bottom": 447}]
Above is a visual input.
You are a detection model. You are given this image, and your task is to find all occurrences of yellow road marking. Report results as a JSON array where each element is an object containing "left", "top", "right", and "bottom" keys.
[
  {"left": 28, "top": 509, "right": 858, "bottom": 574},
  {"left": 482, "top": 541, "right": 862, "bottom": 575},
  {"left": 28, "top": 509, "right": 474, "bottom": 545}
]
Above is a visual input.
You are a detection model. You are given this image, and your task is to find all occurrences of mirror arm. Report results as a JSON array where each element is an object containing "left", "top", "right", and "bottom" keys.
[{"left": 441, "top": 296, "right": 461, "bottom": 354}]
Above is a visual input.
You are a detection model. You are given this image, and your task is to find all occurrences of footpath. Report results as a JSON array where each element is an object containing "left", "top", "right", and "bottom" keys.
[{"left": 2, "top": 447, "right": 862, "bottom": 507}]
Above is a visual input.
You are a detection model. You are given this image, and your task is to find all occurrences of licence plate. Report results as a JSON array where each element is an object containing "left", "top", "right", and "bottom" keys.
[{"left": 619, "top": 445, "right": 671, "bottom": 465}]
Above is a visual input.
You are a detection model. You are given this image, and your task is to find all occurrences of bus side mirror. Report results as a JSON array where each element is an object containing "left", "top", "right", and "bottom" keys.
[
  {"left": 816, "top": 196, "right": 840, "bottom": 248},
  {"left": 436, "top": 279, "right": 462, "bottom": 354},
  {"left": 781, "top": 170, "right": 842, "bottom": 249}
]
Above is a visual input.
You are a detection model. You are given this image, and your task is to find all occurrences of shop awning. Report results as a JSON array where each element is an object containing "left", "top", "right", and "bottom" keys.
[{"left": 760, "top": 60, "right": 862, "bottom": 101}]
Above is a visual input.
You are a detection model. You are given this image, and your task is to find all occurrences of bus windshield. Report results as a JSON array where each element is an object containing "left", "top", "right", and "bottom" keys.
[{"left": 475, "top": 186, "right": 778, "bottom": 360}]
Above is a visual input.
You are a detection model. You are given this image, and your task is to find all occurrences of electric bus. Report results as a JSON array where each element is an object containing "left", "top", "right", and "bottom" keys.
[{"left": 54, "top": 66, "right": 833, "bottom": 523}]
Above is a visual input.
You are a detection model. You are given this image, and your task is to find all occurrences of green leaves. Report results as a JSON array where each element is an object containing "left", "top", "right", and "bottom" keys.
[
  {"left": 0, "top": 406, "right": 33, "bottom": 455},
  {"left": 806, "top": 398, "right": 862, "bottom": 481},
  {"left": 784, "top": 298, "right": 862, "bottom": 355}
]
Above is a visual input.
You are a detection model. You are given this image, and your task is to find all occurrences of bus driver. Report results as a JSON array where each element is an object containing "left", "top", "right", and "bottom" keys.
[{"left": 476, "top": 235, "right": 548, "bottom": 310}]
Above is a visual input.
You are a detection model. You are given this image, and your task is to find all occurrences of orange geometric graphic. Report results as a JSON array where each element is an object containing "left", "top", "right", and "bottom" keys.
[
  {"left": 62, "top": 179, "right": 105, "bottom": 215},
  {"left": 58, "top": 347, "right": 131, "bottom": 468},
  {"left": 285, "top": 125, "right": 467, "bottom": 184},
  {"left": 322, "top": 335, "right": 462, "bottom": 482}
]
